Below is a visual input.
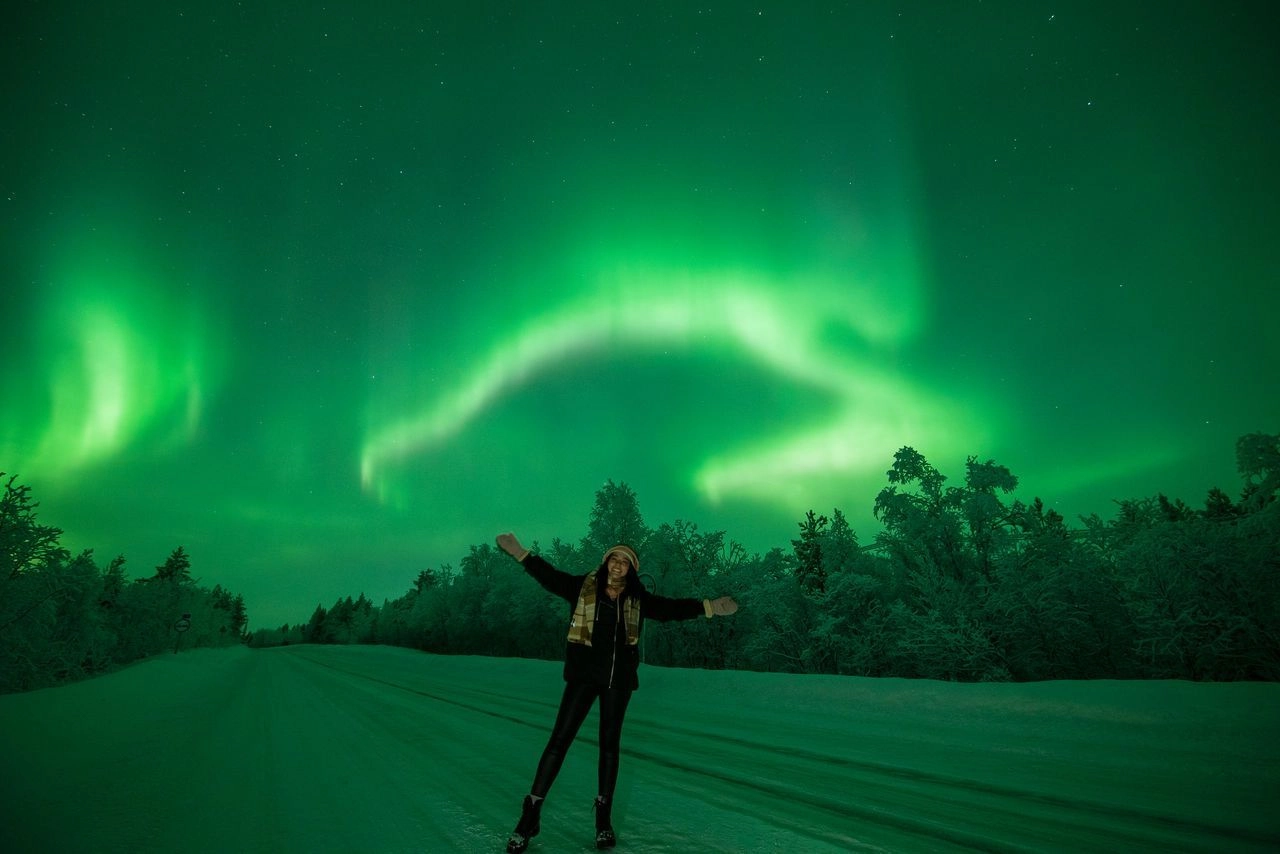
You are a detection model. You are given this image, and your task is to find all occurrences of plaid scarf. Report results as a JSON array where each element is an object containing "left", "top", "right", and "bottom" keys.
[{"left": 567, "top": 570, "right": 641, "bottom": 647}]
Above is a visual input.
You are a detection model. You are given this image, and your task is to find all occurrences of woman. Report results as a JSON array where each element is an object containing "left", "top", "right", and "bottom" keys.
[{"left": 495, "top": 532, "right": 738, "bottom": 852}]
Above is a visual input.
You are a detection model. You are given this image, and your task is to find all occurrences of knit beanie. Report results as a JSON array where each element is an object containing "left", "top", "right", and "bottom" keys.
[{"left": 602, "top": 544, "right": 640, "bottom": 572}]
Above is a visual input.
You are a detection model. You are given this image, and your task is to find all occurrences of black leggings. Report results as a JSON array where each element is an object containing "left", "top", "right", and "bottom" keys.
[{"left": 530, "top": 681, "right": 633, "bottom": 800}]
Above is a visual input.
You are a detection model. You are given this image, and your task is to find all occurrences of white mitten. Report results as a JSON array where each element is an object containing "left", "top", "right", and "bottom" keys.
[
  {"left": 495, "top": 532, "right": 528, "bottom": 561},
  {"left": 708, "top": 596, "right": 738, "bottom": 617}
]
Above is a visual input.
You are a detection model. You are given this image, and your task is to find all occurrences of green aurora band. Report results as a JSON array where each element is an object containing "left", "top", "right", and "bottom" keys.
[{"left": 8, "top": 236, "right": 221, "bottom": 479}]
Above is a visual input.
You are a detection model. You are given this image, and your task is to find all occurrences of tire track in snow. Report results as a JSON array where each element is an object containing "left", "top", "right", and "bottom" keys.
[
  {"left": 287, "top": 651, "right": 873, "bottom": 850},
  {"left": 288, "top": 649, "right": 1280, "bottom": 853},
  {"left": 621, "top": 714, "right": 1277, "bottom": 853},
  {"left": 284, "top": 652, "right": 999, "bottom": 850},
  {"left": 286, "top": 648, "right": 559, "bottom": 729}
]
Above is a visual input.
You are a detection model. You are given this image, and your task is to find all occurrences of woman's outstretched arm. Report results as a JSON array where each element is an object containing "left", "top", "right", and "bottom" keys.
[
  {"left": 496, "top": 532, "right": 581, "bottom": 603},
  {"left": 643, "top": 592, "right": 739, "bottom": 622}
]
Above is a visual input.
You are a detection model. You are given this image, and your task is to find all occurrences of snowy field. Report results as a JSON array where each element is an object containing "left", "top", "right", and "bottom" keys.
[{"left": 1, "top": 645, "right": 1277, "bottom": 853}]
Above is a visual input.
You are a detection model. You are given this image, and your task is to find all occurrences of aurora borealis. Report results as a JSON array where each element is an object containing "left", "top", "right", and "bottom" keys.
[{"left": 4, "top": 3, "right": 1277, "bottom": 628}]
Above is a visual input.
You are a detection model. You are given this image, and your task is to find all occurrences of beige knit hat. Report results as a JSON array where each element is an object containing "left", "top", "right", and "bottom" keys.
[{"left": 602, "top": 544, "right": 639, "bottom": 572}]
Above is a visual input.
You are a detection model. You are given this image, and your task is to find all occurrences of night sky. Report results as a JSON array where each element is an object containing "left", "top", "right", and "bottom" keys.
[{"left": 4, "top": 3, "right": 1277, "bottom": 629}]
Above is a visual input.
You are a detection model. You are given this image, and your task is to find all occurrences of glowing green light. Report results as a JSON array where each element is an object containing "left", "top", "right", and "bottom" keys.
[
  {"left": 361, "top": 265, "right": 977, "bottom": 512},
  {"left": 7, "top": 256, "right": 220, "bottom": 479}
]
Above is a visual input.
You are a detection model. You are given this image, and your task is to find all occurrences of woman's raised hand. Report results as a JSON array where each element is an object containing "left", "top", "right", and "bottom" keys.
[{"left": 496, "top": 532, "right": 526, "bottom": 560}]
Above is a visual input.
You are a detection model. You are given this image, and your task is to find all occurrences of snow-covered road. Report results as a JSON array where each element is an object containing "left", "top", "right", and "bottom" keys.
[{"left": 2, "top": 645, "right": 1277, "bottom": 852}]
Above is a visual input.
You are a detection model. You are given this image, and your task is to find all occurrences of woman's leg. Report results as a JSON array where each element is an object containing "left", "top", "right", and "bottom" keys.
[
  {"left": 596, "top": 687, "right": 633, "bottom": 800},
  {"left": 530, "top": 681, "right": 599, "bottom": 797}
]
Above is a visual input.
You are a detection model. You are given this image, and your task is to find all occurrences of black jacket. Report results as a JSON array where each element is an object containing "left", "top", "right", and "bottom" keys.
[{"left": 520, "top": 553, "right": 705, "bottom": 690}]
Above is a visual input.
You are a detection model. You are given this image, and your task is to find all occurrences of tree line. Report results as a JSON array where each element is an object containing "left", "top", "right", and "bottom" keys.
[
  {"left": 0, "top": 474, "right": 248, "bottom": 694},
  {"left": 254, "top": 433, "right": 1279, "bottom": 683}
]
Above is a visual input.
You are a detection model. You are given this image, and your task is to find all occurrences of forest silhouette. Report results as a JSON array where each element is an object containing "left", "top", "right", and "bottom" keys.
[
  {"left": 3, "top": 432, "right": 1276, "bottom": 693},
  {"left": 0, "top": 475, "right": 248, "bottom": 693},
  {"left": 260, "top": 432, "right": 1279, "bottom": 683}
]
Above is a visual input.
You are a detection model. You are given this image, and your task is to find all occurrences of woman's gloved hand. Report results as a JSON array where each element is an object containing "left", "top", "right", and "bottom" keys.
[
  {"left": 495, "top": 532, "right": 529, "bottom": 561},
  {"left": 705, "top": 596, "right": 739, "bottom": 617}
]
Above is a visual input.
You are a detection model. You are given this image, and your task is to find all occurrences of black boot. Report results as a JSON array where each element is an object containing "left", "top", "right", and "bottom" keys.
[
  {"left": 593, "top": 795, "right": 616, "bottom": 849},
  {"left": 507, "top": 795, "right": 543, "bottom": 853}
]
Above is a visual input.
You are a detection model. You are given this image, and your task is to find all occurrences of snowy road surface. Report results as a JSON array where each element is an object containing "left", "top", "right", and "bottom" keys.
[{"left": 2, "top": 645, "right": 1278, "bottom": 853}]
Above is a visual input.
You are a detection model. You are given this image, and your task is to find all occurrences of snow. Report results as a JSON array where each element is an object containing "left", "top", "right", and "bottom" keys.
[{"left": 1, "top": 645, "right": 1277, "bottom": 853}]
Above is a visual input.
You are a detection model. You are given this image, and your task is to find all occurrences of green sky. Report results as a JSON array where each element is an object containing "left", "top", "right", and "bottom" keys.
[{"left": 4, "top": 2, "right": 1277, "bottom": 628}]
